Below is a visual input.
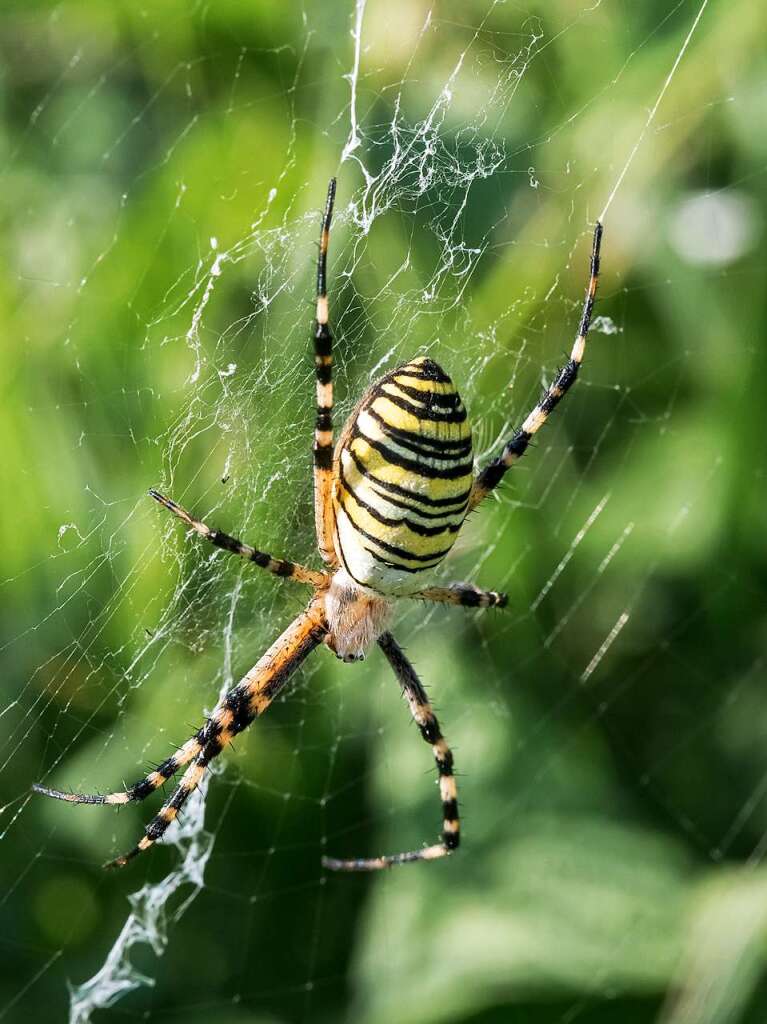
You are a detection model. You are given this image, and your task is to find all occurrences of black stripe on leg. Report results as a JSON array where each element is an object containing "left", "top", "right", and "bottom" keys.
[
  {"left": 475, "top": 427, "right": 532, "bottom": 495},
  {"left": 168, "top": 787, "right": 191, "bottom": 812},
  {"left": 539, "top": 393, "right": 561, "bottom": 417},
  {"left": 313, "top": 446, "right": 333, "bottom": 470},
  {"left": 478, "top": 460, "right": 505, "bottom": 492},
  {"left": 316, "top": 178, "right": 336, "bottom": 297},
  {"left": 145, "top": 814, "right": 171, "bottom": 842},
  {"left": 474, "top": 429, "right": 531, "bottom": 493},
  {"left": 578, "top": 289, "right": 597, "bottom": 340},
  {"left": 206, "top": 531, "right": 281, "bottom": 575},
  {"left": 125, "top": 748, "right": 192, "bottom": 800},
  {"left": 156, "top": 753, "right": 186, "bottom": 780},
  {"left": 555, "top": 358, "right": 580, "bottom": 390},
  {"left": 418, "top": 718, "right": 440, "bottom": 744},
  {"left": 127, "top": 781, "right": 154, "bottom": 801},
  {"left": 539, "top": 361, "right": 580, "bottom": 417},
  {"left": 208, "top": 531, "right": 293, "bottom": 579},
  {"left": 577, "top": 222, "right": 602, "bottom": 337},
  {"left": 222, "top": 687, "right": 256, "bottom": 737},
  {"left": 314, "top": 322, "right": 333, "bottom": 356},
  {"left": 505, "top": 429, "right": 532, "bottom": 459},
  {"left": 443, "top": 828, "right": 460, "bottom": 851},
  {"left": 208, "top": 530, "right": 245, "bottom": 554},
  {"left": 439, "top": 761, "right": 460, "bottom": 851},
  {"left": 442, "top": 798, "right": 459, "bottom": 824},
  {"left": 458, "top": 587, "right": 505, "bottom": 607}
]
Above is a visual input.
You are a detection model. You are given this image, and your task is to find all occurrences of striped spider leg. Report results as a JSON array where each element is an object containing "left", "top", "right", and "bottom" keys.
[
  {"left": 322, "top": 631, "right": 459, "bottom": 871},
  {"left": 313, "top": 177, "right": 339, "bottom": 567},
  {"left": 146, "top": 488, "right": 329, "bottom": 589},
  {"left": 469, "top": 221, "right": 603, "bottom": 510},
  {"left": 34, "top": 598, "right": 328, "bottom": 867},
  {"left": 393, "top": 222, "right": 603, "bottom": 613},
  {"left": 410, "top": 583, "right": 508, "bottom": 608}
]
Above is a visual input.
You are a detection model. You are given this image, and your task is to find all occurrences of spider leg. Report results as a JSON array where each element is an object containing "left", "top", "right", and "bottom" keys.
[
  {"left": 470, "top": 222, "right": 603, "bottom": 511},
  {"left": 322, "top": 631, "right": 459, "bottom": 872},
  {"left": 408, "top": 583, "right": 508, "bottom": 608},
  {"left": 33, "top": 734, "right": 205, "bottom": 806},
  {"left": 35, "top": 598, "right": 327, "bottom": 868},
  {"left": 149, "top": 489, "right": 328, "bottom": 588},
  {"left": 313, "top": 178, "right": 339, "bottom": 567}
]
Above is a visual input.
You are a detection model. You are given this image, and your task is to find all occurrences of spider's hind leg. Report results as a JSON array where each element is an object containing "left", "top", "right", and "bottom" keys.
[
  {"left": 34, "top": 598, "right": 328, "bottom": 868},
  {"left": 102, "top": 598, "right": 326, "bottom": 866},
  {"left": 33, "top": 598, "right": 325, "bottom": 868},
  {"left": 322, "top": 631, "right": 459, "bottom": 872},
  {"left": 32, "top": 733, "right": 205, "bottom": 806}
]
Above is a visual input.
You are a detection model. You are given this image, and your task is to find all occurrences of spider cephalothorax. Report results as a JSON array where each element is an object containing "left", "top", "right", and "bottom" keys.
[
  {"left": 323, "top": 569, "right": 392, "bottom": 662},
  {"left": 34, "top": 179, "right": 603, "bottom": 873}
]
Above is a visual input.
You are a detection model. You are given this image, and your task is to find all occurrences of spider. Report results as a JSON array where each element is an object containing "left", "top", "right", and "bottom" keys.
[{"left": 34, "top": 180, "right": 603, "bottom": 872}]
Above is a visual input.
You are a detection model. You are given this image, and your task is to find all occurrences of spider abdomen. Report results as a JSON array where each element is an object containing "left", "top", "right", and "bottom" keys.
[{"left": 333, "top": 357, "right": 473, "bottom": 595}]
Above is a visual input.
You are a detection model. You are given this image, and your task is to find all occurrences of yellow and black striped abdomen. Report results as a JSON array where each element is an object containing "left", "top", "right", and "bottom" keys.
[{"left": 333, "top": 357, "right": 473, "bottom": 595}]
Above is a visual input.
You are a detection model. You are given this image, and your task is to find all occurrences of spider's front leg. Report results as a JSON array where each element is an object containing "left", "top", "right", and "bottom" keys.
[
  {"left": 470, "top": 222, "right": 603, "bottom": 511},
  {"left": 322, "top": 631, "right": 459, "bottom": 871},
  {"left": 313, "top": 178, "right": 339, "bottom": 567}
]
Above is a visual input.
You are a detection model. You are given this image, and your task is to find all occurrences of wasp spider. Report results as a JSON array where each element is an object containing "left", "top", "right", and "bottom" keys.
[{"left": 34, "top": 180, "right": 603, "bottom": 872}]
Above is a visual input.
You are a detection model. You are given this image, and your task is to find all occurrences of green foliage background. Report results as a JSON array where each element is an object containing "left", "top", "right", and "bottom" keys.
[{"left": 2, "top": 2, "right": 766, "bottom": 1023}]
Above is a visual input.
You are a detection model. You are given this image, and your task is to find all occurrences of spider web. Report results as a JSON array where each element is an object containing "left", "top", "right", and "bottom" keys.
[{"left": 2, "top": 2, "right": 766, "bottom": 1022}]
